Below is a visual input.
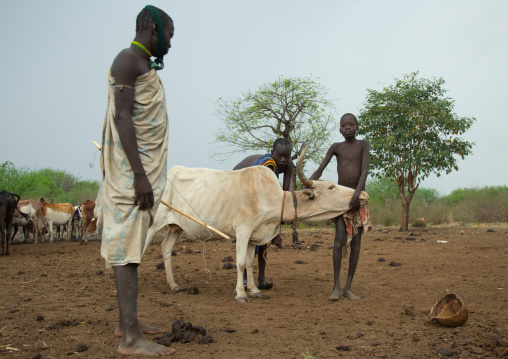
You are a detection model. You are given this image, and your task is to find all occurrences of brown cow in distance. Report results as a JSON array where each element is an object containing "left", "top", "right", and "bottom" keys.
[
  {"left": 79, "top": 200, "right": 97, "bottom": 242},
  {"left": 40, "top": 197, "right": 75, "bottom": 242}
]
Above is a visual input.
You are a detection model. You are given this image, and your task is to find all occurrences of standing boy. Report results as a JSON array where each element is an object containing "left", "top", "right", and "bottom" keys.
[
  {"left": 309, "top": 113, "right": 370, "bottom": 301},
  {"left": 96, "top": 6, "right": 175, "bottom": 356},
  {"left": 233, "top": 138, "right": 293, "bottom": 289}
]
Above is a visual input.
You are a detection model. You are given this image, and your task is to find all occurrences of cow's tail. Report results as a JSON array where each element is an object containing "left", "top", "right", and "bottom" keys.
[
  {"left": 12, "top": 193, "right": 29, "bottom": 220},
  {"left": 10, "top": 226, "right": 19, "bottom": 243}
]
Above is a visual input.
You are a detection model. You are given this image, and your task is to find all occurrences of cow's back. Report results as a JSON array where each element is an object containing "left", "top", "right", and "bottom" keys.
[
  {"left": 41, "top": 202, "right": 75, "bottom": 224},
  {"left": 163, "top": 166, "right": 283, "bottom": 240}
]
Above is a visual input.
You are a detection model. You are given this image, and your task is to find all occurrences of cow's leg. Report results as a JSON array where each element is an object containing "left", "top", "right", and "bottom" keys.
[
  {"left": 23, "top": 225, "right": 30, "bottom": 242},
  {"left": 48, "top": 221, "right": 54, "bottom": 242},
  {"left": 0, "top": 223, "right": 5, "bottom": 256},
  {"left": 82, "top": 218, "right": 90, "bottom": 241},
  {"left": 38, "top": 218, "right": 47, "bottom": 243},
  {"left": 66, "top": 220, "right": 72, "bottom": 241},
  {"left": 33, "top": 219, "right": 39, "bottom": 244},
  {"left": 235, "top": 231, "right": 252, "bottom": 303},
  {"left": 11, "top": 226, "right": 19, "bottom": 243},
  {"left": 64, "top": 222, "right": 68, "bottom": 241},
  {"left": 161, "top": 227, "right": 181, "bottom": 291},
  {"left": 246, "top": 243, "right": 263, "bottom": 298},
  {"left": 5, "top": 222, "right": 12, "bottom": 255}
]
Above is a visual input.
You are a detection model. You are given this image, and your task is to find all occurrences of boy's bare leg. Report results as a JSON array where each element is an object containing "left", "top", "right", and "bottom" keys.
[
  {"left": 114, "top": 264, "right": 175, "bottom": 356},
  {"left": 329, "top": 215, "right": 346, "bottom": 300},
  {"left": 342, "top": 229, "right": 362, "bottom": 300}
]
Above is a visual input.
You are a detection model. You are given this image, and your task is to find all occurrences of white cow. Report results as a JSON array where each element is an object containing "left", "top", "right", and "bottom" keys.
[
  {"left": 40, "top": 199, "right": 75, "bottom": 242},
  {"left": 145, "top": 148, "right": 368, "bottom": 303},
  {"left": 12, "top": 200, "right": 45, "bottom": 244}
]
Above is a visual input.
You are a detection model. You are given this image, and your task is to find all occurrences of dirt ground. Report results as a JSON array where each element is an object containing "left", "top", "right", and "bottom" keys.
[{"left": 1, "top": 224, "right": 507, "bottom": 358}]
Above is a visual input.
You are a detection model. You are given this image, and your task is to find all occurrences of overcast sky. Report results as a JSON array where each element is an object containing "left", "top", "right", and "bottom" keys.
[{"left": 1, "top": 0, "right": 506, "bottom": 195}]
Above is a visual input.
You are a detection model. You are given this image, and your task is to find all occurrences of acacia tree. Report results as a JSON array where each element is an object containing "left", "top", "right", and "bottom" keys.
[
  {"left": 358, "top": 72, "right": 475, "bottom": 230},
  {"left": 214, "top": 76, "right": 338, "bottom": 190}
]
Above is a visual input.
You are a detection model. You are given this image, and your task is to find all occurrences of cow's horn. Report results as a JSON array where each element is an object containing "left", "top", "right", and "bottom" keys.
[{"left": 296, "top": 145, "right": 314, "bottom": 188}]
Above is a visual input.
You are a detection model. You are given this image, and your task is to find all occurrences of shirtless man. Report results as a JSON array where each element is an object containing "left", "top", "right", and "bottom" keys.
[
  {"left": 233, "top": 138, "right": 293, "bottom": 289},
  {"left": 309, "top": 113, "right": 369, "bottom": 300},
  {"left": 98, "top": 6, "right": 175, "bottom": 356}
]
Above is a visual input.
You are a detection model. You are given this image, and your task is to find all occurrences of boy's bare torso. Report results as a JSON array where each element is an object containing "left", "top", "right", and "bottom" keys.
[{"left": 332, "top": 140, "right": 368, "bottom": 190}]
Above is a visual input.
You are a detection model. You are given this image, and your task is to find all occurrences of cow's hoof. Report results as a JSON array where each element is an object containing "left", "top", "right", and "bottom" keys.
[
  {"left": 171, "top": 285, "right": 182, "bottom": 292},
  {"left": 251, "top": 291, "right": 263, "bottom": 298},
  {"left": 235, "top": 296, "right": 249, "bottom": 303}
]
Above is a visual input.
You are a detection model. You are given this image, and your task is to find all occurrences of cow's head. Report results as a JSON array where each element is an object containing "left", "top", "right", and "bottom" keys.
[
  {"left": 295, "top": 146, "right": 368, "bottom": 222},
  {"left": 88, "top": 217, "right": 98, "bottom": 232}
]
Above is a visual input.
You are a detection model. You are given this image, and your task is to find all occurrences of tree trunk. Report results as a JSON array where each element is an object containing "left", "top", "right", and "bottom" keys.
[
  {"left": 398, "top": 183, "right": 417, "bottom": 231},
  {"left": 400, "top": 201, "right": 410, "bottom": 230}
]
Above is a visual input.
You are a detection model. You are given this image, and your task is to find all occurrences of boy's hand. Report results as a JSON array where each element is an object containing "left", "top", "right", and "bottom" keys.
[
  {"left": 134, "top": 173, "right": 154, "bottom": 210},
  {"left": 349, "top": 195, "right": 360, "bottom": 213}
]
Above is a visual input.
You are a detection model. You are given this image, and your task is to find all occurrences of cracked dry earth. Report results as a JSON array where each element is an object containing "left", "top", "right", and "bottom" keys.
[{"left": 1, "top": 224, "right": 507, "bottom": 358}]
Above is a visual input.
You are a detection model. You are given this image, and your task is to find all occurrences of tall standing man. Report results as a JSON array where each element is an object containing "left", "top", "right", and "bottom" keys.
[{"left": 96, "top": 6, "right": 175, "bottom": 356}]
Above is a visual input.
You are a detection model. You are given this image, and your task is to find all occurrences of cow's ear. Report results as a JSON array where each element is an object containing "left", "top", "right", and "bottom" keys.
[{"left": 302, "top": 189, "right": 315, "bottom": 200}]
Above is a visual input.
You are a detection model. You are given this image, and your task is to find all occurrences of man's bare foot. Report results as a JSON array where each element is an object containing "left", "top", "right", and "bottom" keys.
[
  {"left": 115, "top": 322, "right": 166, "bottom": 337},
  {"left": 328, "top": 289, "right": 341, "bottom": 301},
  {"left": 118, "top": 337, "right": 175, "bottom": 356},
  {"left": 343, "top": 289, "right": 361, "bottom": 300}
]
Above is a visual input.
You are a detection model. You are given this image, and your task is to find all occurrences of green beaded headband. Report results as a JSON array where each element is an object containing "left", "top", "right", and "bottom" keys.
[{"left": 143, "top": 5, "right": 166, "bottom": 70}]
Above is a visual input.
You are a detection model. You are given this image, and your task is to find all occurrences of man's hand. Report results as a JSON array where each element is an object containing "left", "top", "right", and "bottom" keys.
[
  {"left": 134, "top": 173, "right": 154, "bottom": 210},
  {"left": 349, "top": 195, "right": 360, "bottom": 213}
]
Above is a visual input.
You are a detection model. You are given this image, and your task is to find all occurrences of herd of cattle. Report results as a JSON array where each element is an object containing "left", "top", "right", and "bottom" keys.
[{"left": 0, "top": 190, "right": 97, "bottom": 255}]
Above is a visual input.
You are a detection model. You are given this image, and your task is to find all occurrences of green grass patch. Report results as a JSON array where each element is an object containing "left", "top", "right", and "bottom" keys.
[{"left": 0, "top": 161, "right": 99, "bottom": 204}]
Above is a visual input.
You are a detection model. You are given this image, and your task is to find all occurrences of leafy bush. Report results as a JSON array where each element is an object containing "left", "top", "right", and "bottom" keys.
[{"left": 0, "top": 161, "right": 99, "bottom": 205}]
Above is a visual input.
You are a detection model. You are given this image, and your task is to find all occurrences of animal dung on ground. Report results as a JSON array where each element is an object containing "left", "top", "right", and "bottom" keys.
[
  {"left": 222, "top": 256, "right": 233, "bottom": 263},
  {"left": 429, "top": 293, "right": 469, "bottom": 327},
  {"left": 75, "top": 343, "right": 88, "bottom": 353},
  {"left": 156, "top": 319, "right": 212, "bottom": 346},
  {"left": 378, "top": 258, "right": 386, "bottom": 262},
  {"left": 336, "top": 345, "right": 351, "bottom": 351},
  {"left": 294, "top": 260, "right": 306, "bottom": 264},
  {"left": 437, "top": 347, "right": 454, "bottom": 357},
  {"left": 403, "top": 306, "right": 415, "bottom": 317},
  {"left": 155, "top": 261, "right": 165, "bottom": 270},
  {"left": 187, "top": 287, "right": 199, "bottom": 295},
  {"left": 389, "top": 261, "right": 402, "bottom": 267},
  {"left": 222, "top": 263, "right": 236, "bottom": 270}
]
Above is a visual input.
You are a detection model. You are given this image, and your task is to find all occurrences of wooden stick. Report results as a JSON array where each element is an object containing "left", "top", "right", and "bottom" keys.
[
  {"left": 92, "top": 140, "right": 230, "bottom": 240},
  {"left": 161, "top": 200, "right": 230, "bottom": 240}
]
